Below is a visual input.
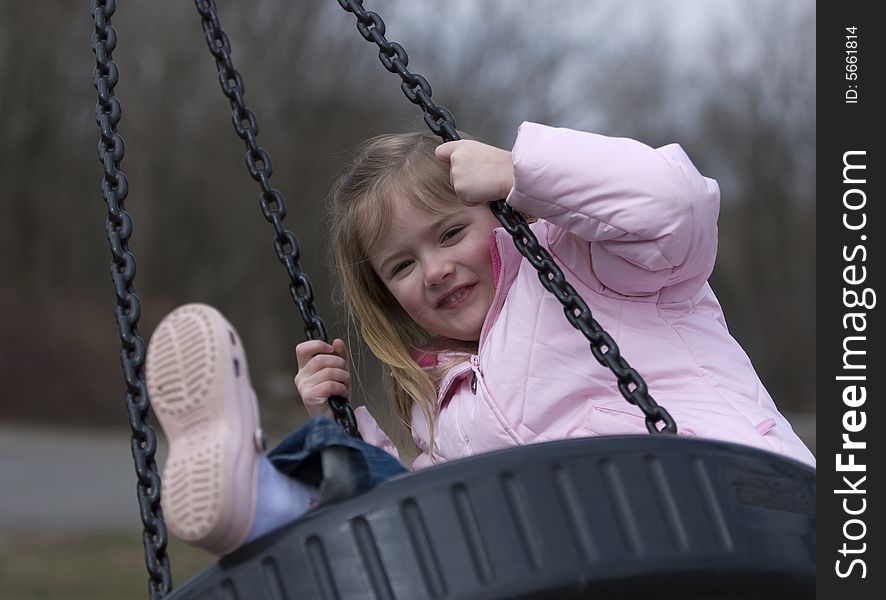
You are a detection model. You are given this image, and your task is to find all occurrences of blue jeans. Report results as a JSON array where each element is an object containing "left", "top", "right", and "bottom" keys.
[{"left": 268, "top": 417, "right": 408, "bottom": 499}]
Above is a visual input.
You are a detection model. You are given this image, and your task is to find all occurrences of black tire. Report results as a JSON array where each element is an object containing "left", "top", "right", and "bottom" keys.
[{"left": 166, "top": 436, "right": 815, "bottom": 599}]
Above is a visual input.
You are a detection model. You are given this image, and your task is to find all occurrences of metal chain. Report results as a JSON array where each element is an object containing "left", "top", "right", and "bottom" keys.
[
  {"left": 192, "top": 0, "right": 360, "bottom": 438},
  {"left": 336, "top": 0, "right": 676, "bottom": 434},
  {"left": 336, "top": 0, "right": 458, "bottom": 141},
  {"left": 90, "top": 1, "right": 173, "bottom": 597}
]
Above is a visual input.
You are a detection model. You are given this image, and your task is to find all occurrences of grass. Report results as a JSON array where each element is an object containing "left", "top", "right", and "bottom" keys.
[{"left": 0, "top": 529, "right": 215, "bottom": 600}]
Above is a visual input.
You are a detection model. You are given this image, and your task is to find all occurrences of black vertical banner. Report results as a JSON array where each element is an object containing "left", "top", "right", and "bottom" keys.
[{"left": 817, "top": 1, "right": 883, "bottom": 598}]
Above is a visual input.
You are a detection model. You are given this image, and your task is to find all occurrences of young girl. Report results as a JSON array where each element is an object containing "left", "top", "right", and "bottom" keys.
[
  {"left": 297, "top": 121, "right": 816, "bottom": 470},
  {"left": 147, "top": 121, "right": 814, "bottom": 556}
]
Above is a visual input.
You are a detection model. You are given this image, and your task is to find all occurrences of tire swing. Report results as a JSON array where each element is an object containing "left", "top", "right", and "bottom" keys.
[{"left": 90, "top": 1, "right": 815, "bottom": 598}]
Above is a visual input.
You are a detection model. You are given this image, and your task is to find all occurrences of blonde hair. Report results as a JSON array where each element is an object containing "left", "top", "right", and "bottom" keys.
[{"left": 327, "top": 131, "right": 477, "bottom": 449}]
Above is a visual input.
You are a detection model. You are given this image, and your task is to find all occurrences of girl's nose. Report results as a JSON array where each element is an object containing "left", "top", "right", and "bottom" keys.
[{"left": 424, "top": 259, "right": 454, "bottom": 287}]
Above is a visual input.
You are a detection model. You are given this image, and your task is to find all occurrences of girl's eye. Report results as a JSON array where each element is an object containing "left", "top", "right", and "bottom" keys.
[
  {"left": 391, "top": 260, "right": 412, "bottom": 276},
  {"left": 441, "top": 226, "right": 464, "bottom": 242}
]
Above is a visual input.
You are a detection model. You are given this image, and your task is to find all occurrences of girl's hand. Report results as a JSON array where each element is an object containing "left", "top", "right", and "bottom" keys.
[
  {"left": 435, "top": 140, "right": 514, "bottom": 205},
  {"left": 294, "top": 339, "right": 351, "bottom": 418}
]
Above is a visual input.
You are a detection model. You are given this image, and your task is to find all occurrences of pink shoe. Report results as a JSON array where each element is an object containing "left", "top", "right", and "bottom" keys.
[{"left": 146, "top": 303, "right": 264, "bottom": 555}]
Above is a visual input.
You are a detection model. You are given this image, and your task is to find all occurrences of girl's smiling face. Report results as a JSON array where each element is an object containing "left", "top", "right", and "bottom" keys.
[{"left": 369, "top": 199, "right": 500, "bottom": 342}]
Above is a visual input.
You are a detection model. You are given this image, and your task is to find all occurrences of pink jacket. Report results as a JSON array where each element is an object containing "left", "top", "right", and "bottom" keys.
[{"left": 356, "top": 122, "right": 815, "bottom": 469}]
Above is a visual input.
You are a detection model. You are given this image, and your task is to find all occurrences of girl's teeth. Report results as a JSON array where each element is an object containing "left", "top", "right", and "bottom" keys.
[{"left": 444, "top": 287, "right": 467, "bottom": 306}]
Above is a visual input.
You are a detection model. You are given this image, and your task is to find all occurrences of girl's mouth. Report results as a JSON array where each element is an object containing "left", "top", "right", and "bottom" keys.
[{"left": 437, "top": 284, "right": 476, "bottom": 309}]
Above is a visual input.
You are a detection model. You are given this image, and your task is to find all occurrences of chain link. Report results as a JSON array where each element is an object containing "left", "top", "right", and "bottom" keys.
[
  {"left": 336, "top": 0, "right": 676, "bottom": 435},
  {"left": 193, "top": 0, "right": 360, "bottom": 438},
  {"left": 337, "top": 0, "right": 459, "bottom": 141},
  {"left": 90, "top": 1, "right": 172, "bottom": 597}
]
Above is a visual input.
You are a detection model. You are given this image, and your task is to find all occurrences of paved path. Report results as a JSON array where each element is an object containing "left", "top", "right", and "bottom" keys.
[{"left": 0, "top": 423, "right": 168, "bottom": 532}]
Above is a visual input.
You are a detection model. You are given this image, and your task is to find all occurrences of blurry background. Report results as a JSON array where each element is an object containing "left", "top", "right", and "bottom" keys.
[{"left": 0, "top": 0, "right": 815, "bottom": 598}]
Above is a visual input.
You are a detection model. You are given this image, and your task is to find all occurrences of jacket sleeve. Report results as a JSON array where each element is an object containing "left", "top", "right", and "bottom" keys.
[
  {"left": 505, "top": 122, "right": 721, "bottom": 300},
  {"left": 353, "top": 406, "right": 400, "bottom": 461}
]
